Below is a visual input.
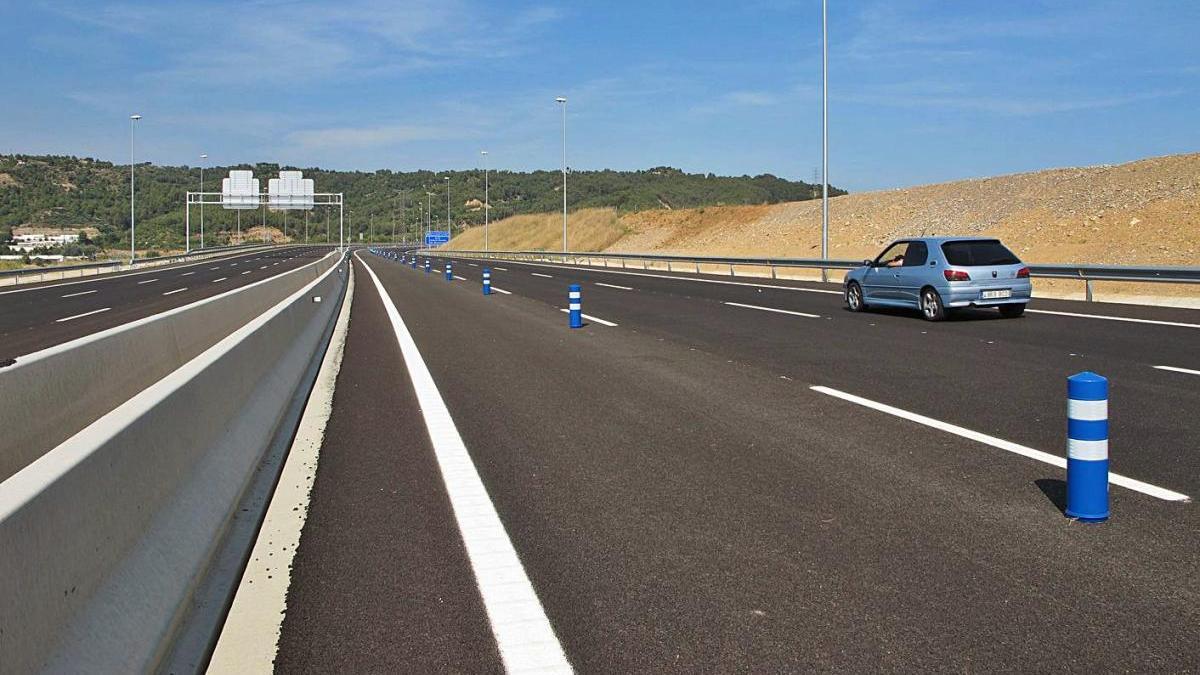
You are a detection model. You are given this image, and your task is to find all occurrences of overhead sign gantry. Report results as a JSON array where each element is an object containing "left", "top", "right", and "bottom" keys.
[{"left": 185, "top": 170, "right": 346, "bottom": 251}]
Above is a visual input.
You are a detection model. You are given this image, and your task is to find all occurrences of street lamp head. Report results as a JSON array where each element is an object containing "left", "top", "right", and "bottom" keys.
[
  {"left": 444, "top": 176, "right": 450, "bottom": 181},
  {"left": 555, "top": 97, "right": 567, "bottom": 103},
  {"left": 130, "top": 114, "right": 142, "bottom": 120},
  {"left": 480, "top": 150, "right": 488, "bottom": 156},
  {"left": 200, "top": 154, "right": 208, "bottom": 159}
]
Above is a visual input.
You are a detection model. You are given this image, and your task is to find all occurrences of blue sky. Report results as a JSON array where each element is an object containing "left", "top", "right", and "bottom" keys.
[{"left": 1, "top": 0, "right": 1197, "bottom": 191}]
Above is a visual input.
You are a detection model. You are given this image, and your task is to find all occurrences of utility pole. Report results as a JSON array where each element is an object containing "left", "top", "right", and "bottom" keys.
[{"left": 821, "top": 0, "right": 830, "bottom": 283}]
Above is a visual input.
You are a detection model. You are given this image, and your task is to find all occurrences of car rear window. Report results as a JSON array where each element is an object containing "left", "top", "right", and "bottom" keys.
[{"left": 940, "top": 240, "right": 1021, "bottom": 266}]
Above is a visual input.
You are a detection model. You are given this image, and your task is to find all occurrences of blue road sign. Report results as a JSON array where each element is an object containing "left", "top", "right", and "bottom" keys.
[{"left": 425, "top": 230, "right": 451, "bottom": 246}]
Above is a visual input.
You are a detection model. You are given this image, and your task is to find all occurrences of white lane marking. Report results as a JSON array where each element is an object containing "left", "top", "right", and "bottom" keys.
[
  {"left": 210, "top": 266, "right": 220, "bottom": 270},
  {"left": 453, "top": 275, "right": 468, "bottom": 281},
  {"left": 181, "top": 272, "right": 195, "bottom": 276},
  {"left": 595, "top": 282, "right": 633, "bottom": 291},
  {"left": 55, "top": 307, "right": 111, "bottom": 323},
  {"left": 1154, "top": 365, "right": 1200, "bottom": 376},
  {"left": 531, "top": 272, "right": 553, "bottom": 278},
  {"left": 810, "top": 386, "right": 1190, "bottom": 502},
  {"left": 1027, "top": 309, "right": 1200, "bottom": 329},
  {"left": 61, "top": 290, "right": 98, "bottom": 298},
  {"left": 212, "top": 277, "right": 228, "bottom": 283},
  {"left": 491, "top": 286, "right": 513, "bottom": 295},
  {"left": 241, "top": 270, "right": 251, "bottom": 275},
  {"left": 468, "top": 263, "right": 479, "bottom": 267},
  {"left": 162, "top": 287, "right": 188, "bottom": 296},
  {"left": 357, "top": 254, "right": 572, "bottom": 673},
  {"left": 0, "top": 248, "right": 274, "bottom": 296},
  {"left": 230, "top": 263, "right": 238, "bottom": 266},
  {"left": 137, "top": 278, "right": 159, "bottom": 285},
  {"left": 272, "top": 263, "right": 279, "bottom": 266},
  {"left": 260, "top": 265, "right": 268, "bottom": 270},
  {"left": 559, "top": 308, "right": 618, "bottom": 326},
  {"left": 494, "top": 266, "right": 508, "bottom": 271},
  {"left": 723, "top": 301, "right": 819, "bottom": 318}
]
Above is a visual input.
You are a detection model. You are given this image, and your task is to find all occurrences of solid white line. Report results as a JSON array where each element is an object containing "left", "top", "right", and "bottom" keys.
[
  {"left": 1026, "top": 309, "right": 1200, "bottom": 329},
  {"left": 357, "top": 253, "right": 572, "bottom": 673},
  {"left": 60, "top": 290, "right": 98, "bottom": 298},
  {"left": 212, "top": 277, "right": 227, "bottom": 283},
  {"left": 137, "top": 278, "right": 159, "bottom": 285},
  {"left": 453, "top": 275, "right": 467, "bottom": 281},
  {"left": 55, "top": 307, "right": 111, "bottom": 323},
  {"left": 1154, "top": 365, "right": 1200, "bottom": 376},
  {"left": 559, "top": 308, "right": 618, "bottom": 326},
  {"left": 531, "top": 272, "right": 553, "bottom": 278},
  {"left": 723, "top": 301, "right": 819, "bottom": 318},
  {"left": 810, "top": 386, "right": 1190, "bottom": 502},
  {"left": 162, "top": 288, "right": 187, "bottom": 296},
  {"left": 595, "top": 282, "right": 633, "bottom": 291},
  {"left": 491, "top": 286, "right": 513, "bottom": 295}
]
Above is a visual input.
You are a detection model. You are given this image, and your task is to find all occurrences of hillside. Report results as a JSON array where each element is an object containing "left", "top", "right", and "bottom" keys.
[
  {"left": 448, "top": 153, "right": 1200, "bottom": 268},
  {"left": 0, "top": 155, "right": 835, "bottom": 252}
]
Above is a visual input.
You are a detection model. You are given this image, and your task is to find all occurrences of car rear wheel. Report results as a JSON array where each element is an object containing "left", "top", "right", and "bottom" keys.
[
  {"left": 846, "top": 282, "right": 865, "bottom": 312},
  {"left": 999, "top": 303, "right": 1026, "bottom": 318},
  {"left": 921, "top": 288, "right": 946, "bottom": 321}
]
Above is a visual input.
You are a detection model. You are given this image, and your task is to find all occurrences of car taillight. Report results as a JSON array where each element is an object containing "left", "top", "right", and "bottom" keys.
[
  {"left": 1016, "top": 267, "right": 1030, "bottom": 278},
  {"left": 943, "top": 269, "right": 970, "bottom": 281}
]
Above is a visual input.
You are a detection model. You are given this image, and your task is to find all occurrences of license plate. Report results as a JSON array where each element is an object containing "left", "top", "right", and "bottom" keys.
[{"left": 982, "top": 289, "right": 1012, "bottom": 300}]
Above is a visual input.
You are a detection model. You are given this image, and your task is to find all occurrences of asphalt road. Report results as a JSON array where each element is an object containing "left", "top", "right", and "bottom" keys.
[
  {"left": 278, "top": 249, "right": 1200, "bottom": 671},
  {"left": 0, "top": 246, "right": 329, "bottom": 361}
]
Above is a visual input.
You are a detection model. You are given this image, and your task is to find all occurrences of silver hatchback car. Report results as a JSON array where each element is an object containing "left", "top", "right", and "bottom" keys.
[{"left": 843, "top": 237, "right": 1032, "bottom": 321}]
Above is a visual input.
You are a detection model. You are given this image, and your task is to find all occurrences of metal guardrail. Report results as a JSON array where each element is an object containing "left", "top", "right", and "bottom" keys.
[
  {"left": 0, "top": 243, "right": 280, "bottom": 287},
  {"left": 416, "top": 248, "right": 1200, "bottom": 302}
]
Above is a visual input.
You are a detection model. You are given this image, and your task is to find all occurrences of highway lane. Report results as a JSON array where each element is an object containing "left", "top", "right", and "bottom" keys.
[
  {"left": 432, "top": 253, "right": 1200, "bottom": 498},
  {"left": 0, "top": 246, "right": 329, "bottom": 361},
  {"left": 279, "top": 250, "right": 1200, "bottom": 671}
]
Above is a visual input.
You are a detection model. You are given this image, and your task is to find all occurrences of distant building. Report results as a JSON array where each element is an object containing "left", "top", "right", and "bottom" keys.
[{"left": 8, "top": 232, "right": 79, "bottom": 252}]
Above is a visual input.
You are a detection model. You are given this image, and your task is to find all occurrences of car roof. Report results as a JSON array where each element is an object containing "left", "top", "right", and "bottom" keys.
[{"left": 893, "top": 236, "right": 1000, "bottom": 244}]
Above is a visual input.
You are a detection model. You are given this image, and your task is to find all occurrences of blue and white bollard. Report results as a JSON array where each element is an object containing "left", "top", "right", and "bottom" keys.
[
  {"left": 568, "top": 284, "right": 582, "bottom": 328},
  {"left": 1066, "top": 371, "right": 1109, "bottom": 522},
  {"left": 412, "top": 256, "right": 418, "bottom": 269},
  {"left": 445, "top": 261, "right": 453, "bottom": 281},
  {"left": 483, "top": 268, "right": 492, "bottom": 295},
  {"left": 424, "top": 259, "right": 431, "bottom": 274}
]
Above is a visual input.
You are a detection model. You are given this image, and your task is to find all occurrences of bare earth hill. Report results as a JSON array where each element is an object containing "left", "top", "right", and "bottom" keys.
[{"left": 446, "top": 153, "right": 1200, "bottom": 302}]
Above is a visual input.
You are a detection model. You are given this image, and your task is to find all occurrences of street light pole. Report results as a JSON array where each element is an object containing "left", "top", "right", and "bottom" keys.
[
  {"left": 444, "top": 175, "right": 451, "bottom": 238},
  {"left": 821, "top": 0, "right": 830, "bottom": 283},
  {"left": 556, "top": 96, "right": 567, "bottom": 252},
  {"left": 129, "top": 114, "right": 141, "bottom": 264},
  {"left": 199, "top": 153, "right": 207, "bottom": 250},
  {"left": 481, "top": 150, "right": 489, "bottom": 252}
]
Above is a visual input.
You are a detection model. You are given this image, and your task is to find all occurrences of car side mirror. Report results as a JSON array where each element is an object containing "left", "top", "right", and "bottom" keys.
[{"left": 863, "top": 259, "right": 873, "bottom": 267}]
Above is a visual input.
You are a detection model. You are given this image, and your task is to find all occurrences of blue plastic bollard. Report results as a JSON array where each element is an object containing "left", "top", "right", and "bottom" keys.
[
  {"left": 424, "top": 259, "right": 431, "bottom": 274},
  {"left": 445, "top": 261, "right": 453, "bottom": 281},
  {"left": 568, "top": 284, "right": 582, "bottom": 328},
  {"left": 412, "top": 256, "right": 418, "bottom": 269},
  {"left": 483, "top": 268, "right": 492, "bottom": 295},
  {"left": 1066, "top": 371, "right": 1109, "bottom": 522}
]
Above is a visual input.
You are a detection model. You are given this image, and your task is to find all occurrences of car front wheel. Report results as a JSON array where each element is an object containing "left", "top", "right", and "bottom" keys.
[
  {"left": 846, "top": 282, "right": 865, "bottom": 312},
  {"left": 921, "top": 288, "right": 946, "bottom": 321},
  {"left": 999, "top": 303, "right": 1026, "bottom": 318}
]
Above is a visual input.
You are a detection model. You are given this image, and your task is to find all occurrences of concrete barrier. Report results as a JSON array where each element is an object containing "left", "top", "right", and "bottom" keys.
[
  {"left": 0, "top": 254, "right": 346, "bottom": 673},
  {"left": 0, "top": 251, "right": 340, "bottom": 483}
]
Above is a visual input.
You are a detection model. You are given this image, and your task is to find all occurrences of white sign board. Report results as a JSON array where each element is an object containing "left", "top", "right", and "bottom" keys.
[
  {"left": 268, "top": 170, "right": 316, "bottom": 210},
  {"left": 221, "top": 170, "right": 260, "bottom": 209}
]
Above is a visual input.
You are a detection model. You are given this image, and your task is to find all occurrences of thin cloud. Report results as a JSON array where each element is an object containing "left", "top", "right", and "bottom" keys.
[{"left": 288, "top": 124, "right": 471, "bottom": 149}]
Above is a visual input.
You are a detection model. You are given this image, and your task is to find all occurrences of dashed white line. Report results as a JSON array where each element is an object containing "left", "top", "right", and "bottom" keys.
[
  {"left": 453, "top": 275, "right": 467, "bottom": 281},
  {"left": 212, "top": 277, "right": 228, "bottom": 283},
  {"left": 162, "top": 287, "right": 188, "bottom": 296},
  {"left": 559, "top": 308, "right": 618, "bottom": 326},
  {"left": 494, "top": 266, "right": 508, "bottom": 271},
  {"left": 209, "top": 266, "right": 220, "bottom": 270},
  {"left": 491, "top": 286, "right": 513, "bottom": 295},
  {"left": 468, "top": 263, "right": 478, "bottom": 267},
  {"left": 531, "top": 272, "right": 553, "bottom": 278},
  {"left": 1154, "top": 365, "right": 1200, "bottom": 377},
  {"left": 241, "top": 270, "right": 251, "bottom": 275},
  {"left": 61, "top": 290, "right": 98, "bottom": 298},
  {"left": 56, "top": 307, "right": 111, "bottom": 323},
  {"left": 595, "top": 282, "right": 633, "bottom": 291},
  {"left": 723, "top": 301, "right": 820, "bottom": 318},
  {"left": 260, "top": 266, "right": 268, "bottom": 270},
  {"left": 1027, "top": 309, "right": 1200, "bottom": 329},
  {"left": 357, "top": 254, "right": 572, "bottom": 673},
  {"left": 810, "top": 385, "right": 1190, "bottom": 502},
  {"left": 272, "top": 263, "right": 279, "bottom": 266},
  {"left": 181, "top": 272, "right": 195, "bottom": 276},
  {"left": 137, "top": 278, "right": 159, "bottom": 285}
]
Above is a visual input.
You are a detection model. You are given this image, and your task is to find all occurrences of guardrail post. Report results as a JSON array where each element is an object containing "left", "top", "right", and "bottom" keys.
[
  {"left": 445, "top": 261, "right": 453, "bottom": 281},
  {"left": 667, "top": 260, "right": 672, "bottom": 272},
  {"left": 695, "top": 261, "right": 700, "bottom": 274},
  {"left": 1085, "top": 279, "right": 1094, "bottom": 302},
  {"left": 770, "top": 265, "right": 777, "bottom": 279},
  {"left": 729, "top": 263, "right": 735, "bottom": 277},
  {"left": 483, "top": 268, "right": 492, "bottom": 295},
  {"left": 568, "top": 284, "right": 582, "bottom": 328},
  {"left": 1066, "top": 371, "right": 1109, "bottom": 522}
]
